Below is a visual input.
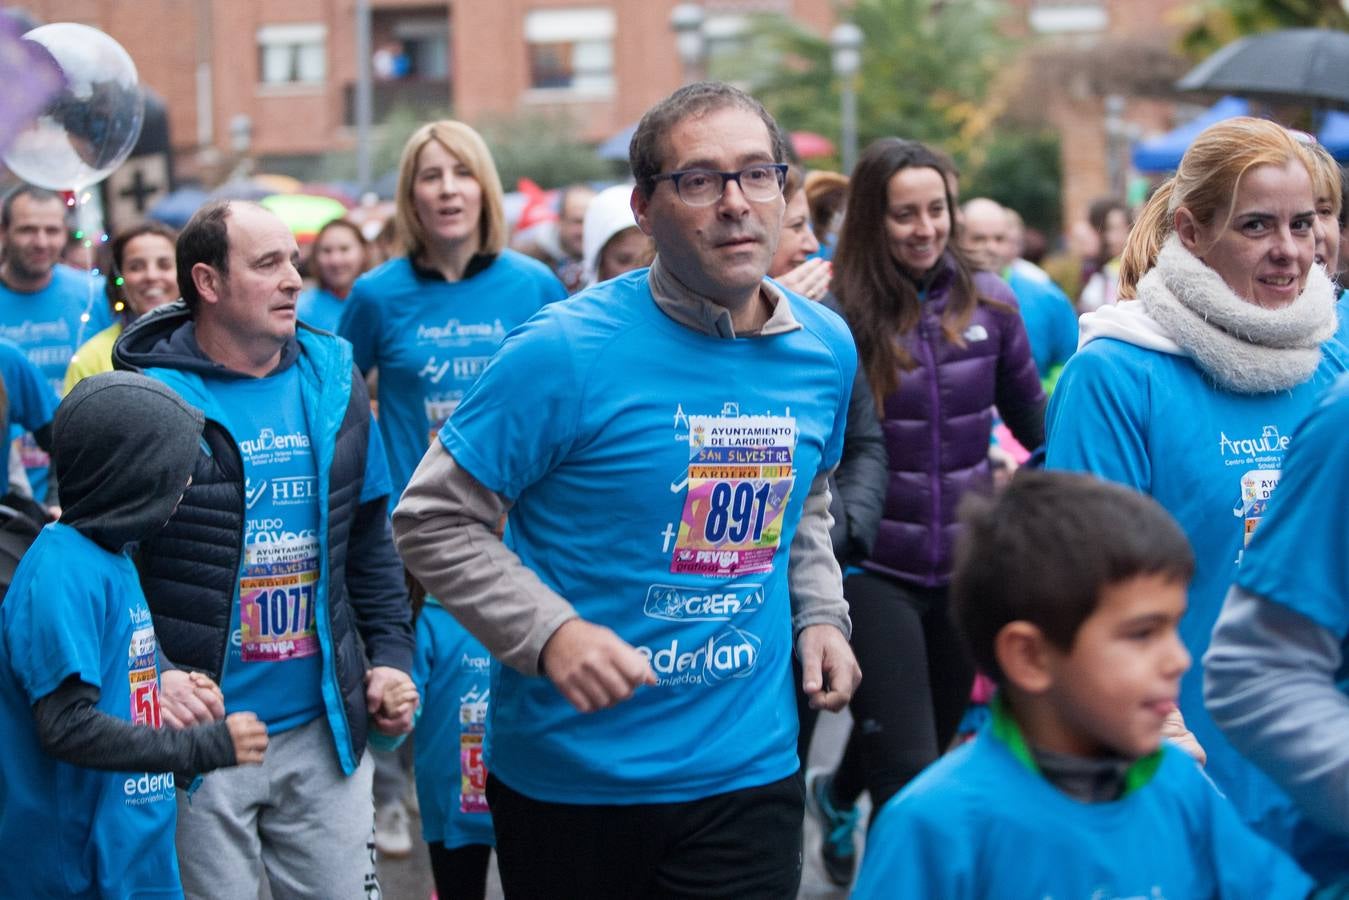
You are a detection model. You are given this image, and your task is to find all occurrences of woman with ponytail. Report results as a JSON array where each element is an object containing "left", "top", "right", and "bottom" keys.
[
  {"left": 804, "top": 138, "right": 1045, "bottom": 887},
  {"left": 1046, "top": 117, "right": 1347, "bottom": 879}
]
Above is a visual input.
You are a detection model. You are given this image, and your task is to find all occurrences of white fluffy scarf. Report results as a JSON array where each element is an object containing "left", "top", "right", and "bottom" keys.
[{"left": 1135, "top": 235, "right": 1337, "bottom": 394}]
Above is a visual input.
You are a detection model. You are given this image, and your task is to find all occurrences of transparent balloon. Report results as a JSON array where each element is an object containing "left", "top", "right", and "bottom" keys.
[{"left": 1, "top": 23, "right": 143, "bottom": 191}]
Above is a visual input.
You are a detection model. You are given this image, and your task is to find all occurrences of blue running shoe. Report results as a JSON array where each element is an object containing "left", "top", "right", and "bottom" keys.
[{"left": 805, "top": 767, "right": 859, "bottom": 886}]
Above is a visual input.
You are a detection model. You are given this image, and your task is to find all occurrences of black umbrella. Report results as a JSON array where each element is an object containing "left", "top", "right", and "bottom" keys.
[{"left": 1176, "top": 28, "right": 1349, "bottom": 110}]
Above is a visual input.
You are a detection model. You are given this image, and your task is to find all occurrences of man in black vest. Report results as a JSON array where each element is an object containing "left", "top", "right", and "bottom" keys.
[{"left": 113, "top": 199, "right": 415, "bottom": 900}]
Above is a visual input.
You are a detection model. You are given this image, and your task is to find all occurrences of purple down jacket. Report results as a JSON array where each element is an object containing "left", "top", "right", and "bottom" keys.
[{"left": 862, "top": 254, "right": 1045, "bottom": 587}]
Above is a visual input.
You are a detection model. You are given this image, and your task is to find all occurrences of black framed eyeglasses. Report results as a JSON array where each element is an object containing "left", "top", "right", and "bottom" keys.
[{"left": 650, "top": 164, "right": 788, "bottom": 207}]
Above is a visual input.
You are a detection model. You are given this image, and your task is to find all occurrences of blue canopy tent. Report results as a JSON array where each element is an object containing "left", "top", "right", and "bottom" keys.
[
  {"left": 1132, "top": 97, "right": 1250, "bottom": 172},
  {"left": 597, "top": 124, "right": 637, "bottom": 162},
  {"left": 1133, "top": 97, "right": 1349, "bottom": 172},
  {"left": 1320, "top": 110, "right": 1349, "bottom": 161}
]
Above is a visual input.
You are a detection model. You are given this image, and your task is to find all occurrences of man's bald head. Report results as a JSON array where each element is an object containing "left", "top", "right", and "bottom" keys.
[{"left": 959, "top": 197, "right": 1010, "bottom": 273}]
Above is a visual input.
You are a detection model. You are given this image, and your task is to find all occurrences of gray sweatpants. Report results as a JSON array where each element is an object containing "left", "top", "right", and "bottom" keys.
[{"left": 176, "top": 717, "right": 378, "bottom": 900}]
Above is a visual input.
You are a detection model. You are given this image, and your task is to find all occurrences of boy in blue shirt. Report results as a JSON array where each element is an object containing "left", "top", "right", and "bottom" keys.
[
  {"left": 0, "top": 372, "right": 268, "bottom": 899},
  {"left": 853, "top": 470, "right": 1312, "bottom": 899}
]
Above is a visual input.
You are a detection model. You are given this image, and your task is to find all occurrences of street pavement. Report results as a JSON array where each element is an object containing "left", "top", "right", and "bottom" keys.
[{"left": 375, "top": 707, "right": 867, "bottom": 899}]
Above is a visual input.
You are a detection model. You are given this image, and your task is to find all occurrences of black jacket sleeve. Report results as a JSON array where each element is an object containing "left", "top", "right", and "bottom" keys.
[
  {"left": 829, "top": 367, "right": 887, "bottom": 565},
  {"left": 33, "top": 677, "right": 236, "bottom": 774},
  {"left": 345, "top": 494, "right": 415, "bottom": 674}
]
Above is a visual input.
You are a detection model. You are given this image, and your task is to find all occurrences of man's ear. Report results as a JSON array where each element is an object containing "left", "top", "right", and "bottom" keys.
[
  {"left": 994, "top": 621, "right": 1057, "bottom": 694},
  {"left": 191, "top": 263, "right": 222, "bottom": 306},
  {"left": 1174, "top": 207, "right": 1202, "bottom": 256},
  {"left": 631, "top": 185, "right": 654, "bottom": 237}
]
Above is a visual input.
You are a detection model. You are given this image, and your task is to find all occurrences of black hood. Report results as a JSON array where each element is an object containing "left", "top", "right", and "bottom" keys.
[
  {"left": 112, "top": 299, "right": 301, "bottom": 379},
  {"left": 54, "top": 372, "right": 205, "bottom": 553}
]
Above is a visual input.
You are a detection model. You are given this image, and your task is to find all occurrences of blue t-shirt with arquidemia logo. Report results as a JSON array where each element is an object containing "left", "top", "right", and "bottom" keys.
[
  {"left": 441, "top": 270, "right": 855, "bottom": 804},
  {"left": 413, "top": 600, "right": 495, "bottom": 849},
  {"left": 204, "top": 366, "right": 325, "bottom": 733},
  {"left": 852, "top": 719, "right": 1313, "bottom": 900},
  {"left": 0, "top": 265, "right": 111, "bottom": 496},
  {"left": 1046, "top": 336, "right": 1345, "bottom": 846},
  {"left": 0, "top": 524, "right": 181, "bottom": 898},
  {"left": 338, "top": 251, "right": 566, "bottom": 501}
]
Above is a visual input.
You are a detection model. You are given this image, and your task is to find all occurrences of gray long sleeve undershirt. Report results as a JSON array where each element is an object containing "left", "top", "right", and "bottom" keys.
[
  {"left": 33, "top": 676, "right": 237, "bottom": 775},
  {"left": 393, "top": 444, "right": 850, "bottom": 677},
  {"left": 1205, "top": 584, "right": 1349, "bottom": 837}
]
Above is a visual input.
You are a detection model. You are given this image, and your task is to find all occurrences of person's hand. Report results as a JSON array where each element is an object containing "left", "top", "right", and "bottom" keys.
[
  {"left": 225, "top": 712, "right": 268, "bottom": 765},
  {"left": 540, "top": 618, "right": 657, "bottom": 713},
  {"left": 1161, "top": 705, "right": 1206, "bottom": 767},
  {"left": 365, "top": 666, "right": 418, "bottom": 735},
  {"left": 797, "top": 623, "right": 861, "bottom": 712},
  {"left": 988, "top": 443, "right": 1019, "bottom": 490},
  {"left": 160, "top": 669, "right": 226, "bottom": 729},
  {"left": 776, "top": 258, "right": 832, "bottom": 301},
  {"left": 380, "top": 678, "right": 420, "bottom": 723}
]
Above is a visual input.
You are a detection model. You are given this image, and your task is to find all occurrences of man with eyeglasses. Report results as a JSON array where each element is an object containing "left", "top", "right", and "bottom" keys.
[{"left": 393, "top": 81, "right": 860, "bottom": 897}]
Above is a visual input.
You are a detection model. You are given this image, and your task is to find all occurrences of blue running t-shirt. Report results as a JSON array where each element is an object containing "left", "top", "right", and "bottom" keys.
[
  {"left": 441, "top": 271, "right": 855, "bottom": 804},
  {"left": 297, "top": 286, "right": 346, "bottom": 333},
  {"left": 413, "top": 600, "right": 495, "bottom": 849},
  {"left": 1241, "top": 375, "right": 1349, "bottom": 637},
  {"left": 0, "top": 523, "right": 182, "bottom": 898},
  {"left": 853, "top": 717, "right": 1313, "bottom": 899},
  {"left": 338, "top": 251, "right": 566, "bottom": 501},
  {"left": 0, "top": 264, "right": 112, "bottom": 496},
  {"left": 205, "top": 366, "right": 324, "bottom": 733},
  {"left": 0, "top": 336, "right": 58, "bottom": 438},
  {"left": 1006, "top": 267, "right": 1078, "bottom": 381}
]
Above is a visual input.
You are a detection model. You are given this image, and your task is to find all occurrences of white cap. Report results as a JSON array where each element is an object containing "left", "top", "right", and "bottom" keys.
[{"left": 581, "top": 184, "right": 640, "bottom": 287}]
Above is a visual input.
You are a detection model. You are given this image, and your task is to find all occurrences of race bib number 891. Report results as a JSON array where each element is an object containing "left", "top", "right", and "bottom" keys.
[{"left": 672, "top": 415, "right": 795, "bottom": 578}]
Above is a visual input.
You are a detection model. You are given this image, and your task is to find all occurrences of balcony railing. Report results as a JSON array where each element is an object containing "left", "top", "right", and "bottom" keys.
[{"left": 343, "top": 78, "right": 452, "bottom": 126}]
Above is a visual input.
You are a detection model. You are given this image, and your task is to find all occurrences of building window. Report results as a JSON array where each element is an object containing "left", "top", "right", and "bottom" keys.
[
  {"left": 524, "top": 8, "right": 614, "bottom": 95},
  {"left": 1028, "top": 0, "right": 1107, "bottom": 34},
  {"left": 704, "top": 14, "right": 749, "bottom": 75},
  {"left": 373, "top": 16, "right": 450, "bottom": 81},
  {"left": 258, "top": 23, "right": 327, "bottom": 86}
]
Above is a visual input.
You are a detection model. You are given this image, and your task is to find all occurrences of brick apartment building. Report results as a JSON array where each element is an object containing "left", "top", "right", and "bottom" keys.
[{"left": 12, "top": 0, "right": 1191, "bottom": 229}]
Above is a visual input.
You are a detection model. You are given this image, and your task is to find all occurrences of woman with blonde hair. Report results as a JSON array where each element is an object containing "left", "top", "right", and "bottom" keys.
[
  {"left": 338, "top": 120, "right": 566, "bottom": 502},
  {"left": 1047, "top": 116, "right": 1346, "bottom": 878},
  {"left": 336, "top": 121, "right": 564, "bottom": 895}
]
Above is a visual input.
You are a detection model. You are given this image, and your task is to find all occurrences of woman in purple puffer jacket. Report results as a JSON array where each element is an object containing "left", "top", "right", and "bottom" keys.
[{"left": 805, "top": 138, "right": 1046, "bottom": 887}]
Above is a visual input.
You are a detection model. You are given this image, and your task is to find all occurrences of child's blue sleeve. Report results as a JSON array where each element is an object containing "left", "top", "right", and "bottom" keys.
[
  {"left": 2, "top": 551, "right": 105, "bottom": 702},
  {"left": 852, "top": 790, "right": 974, "bottom": 899}
]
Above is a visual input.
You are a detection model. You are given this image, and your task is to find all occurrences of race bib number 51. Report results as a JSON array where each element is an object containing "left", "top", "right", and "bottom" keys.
[
  {"left": 459, "top": 699, "right": 489, "bottom": 813},
  {"left": 672, "top": 415, "right": 795, "bottom": 577}
]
